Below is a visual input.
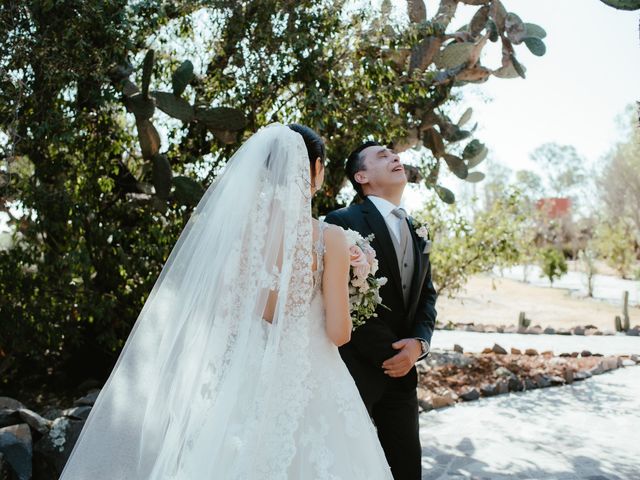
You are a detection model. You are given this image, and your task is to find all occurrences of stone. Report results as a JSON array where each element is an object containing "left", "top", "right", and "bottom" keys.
[
  {"left": 525, "top": 348, "right": 539, "bottom": 356},
  {"left": 621, "top": 359, "right": 635, "bottom": 367},
  {"left": 592, "top": 353, "right": 604, "bottom": 357},
  {"left": 496, "top": 325, "right": 505, "bottom": 333},
  {"left": 492, "top": 343, "right": 507, "bottom": 355},
  {"left": 541, "top": 351, "right": 554, "bottom": 358},
  {"left": 18, "top": 408, "right": 52, "bottom": 436},
  {"left": 482, "top": 347, "right": 493, "bottom": 354},
  {"left": 526, "top": 326, "right": 542, "bottom": 335},
  {"left": 585, "top": 328, "right": 598, "bottom": 336},
  {"left": 0, "top": 398, "right": 25, "bottom": 411},
  {"left": 588, "top": 363, "right": 605, "bottom": 375},
  {"left": 572, "top": 326, "right": 586, "bottom": 335},
  {"left": 631, "top": 354, "right": 639, "bottom": 364},
  {"left": 556, "top": 328, "right": 571, "bottom": 336},
  {"left": 543, "top": 327, "right": 556, "bottom": 335},
  {"left": 495, "top": 366, "right": 515, "bottom": 378},
  {"left": 510, "top": 347, "right": 522, "bottom": 355},
  {"left": 601, "top": 329, "right": 615, "bottom": 336},
  {"left": 549, "top": 375, "right": 566, "bottom": 386},
  {"left": 33, "top": 416, "right": 85, "bottom": 477},
  {"left": 484, "top": 324, "right": 498, "bottom": 333},
  {"left": 503, "top": 325, "right": 518, "bottom": 334},
  {"left": 464, "top": 324, "right": 475, "bottom": 332},
  {"left": 0, "top": 423, "right": 32, "bottom": 480},
  {"left": 453, "top": 344, "right": 464, "bottom": 354},
  {"left": 417, "top": 389, "right": 433, "bottom": 412},
  {"left": 0, "top": 453, "right": 12, "bottom": 480},
  {"left": 480, "top": 383, "right": 497, "bottom": 397},
  {"left": 430, "top": 389, "right": 458, "bottom": 409},
  {"left": 570, "top": 352, "right": 579, "bottom": 358},
  {"left": 41, "top": 408, "right": 64, "bottom": 421},
  {"left": 0, "top": 409, "right": 21, "bottom": 429},
  {"left": 508, "top": 377, "right": 524, "bottom": 392},
  {"left": 581, "top": 350, "right": 592, "bottom": 357},
  {"left": 574, "top": 370, "right": 592, "bottom": 381},
  {"left": 73, "top": 390, "right": 100, "bottom": 407},
  {"left": 559, "top": 353, "right": 572, "bottom": 358},
  {"left": 460, "top": 388, "right": 480, "bottom": 402},
  {"left": 524, "top": 378, "right": 537, "bottom": 390},
  {"left": 62, "top": 406, "right": 92, "bottom": 422},
  {"left": 416, "top": 361, "right": 429, "bottom": 374},
  {"left": 496, "top": 379, "right": 509, "bottom": 394},
  {"left": 626, "top": 327, "right": 639, "bottom": 337},
  {"left": 601, "top": 357, "right": 619, "bottom": 372},
  {"left": 564, "top": 369, "right": 574, "bottom": 384},
  {"left": 535, "top": 374, "right": 552, "bottom": 388}
]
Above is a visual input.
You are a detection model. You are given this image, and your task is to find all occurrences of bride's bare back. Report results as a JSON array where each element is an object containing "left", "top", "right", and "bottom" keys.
[{"left": 262, "top": 219, "right": 351, "bottom": 346}]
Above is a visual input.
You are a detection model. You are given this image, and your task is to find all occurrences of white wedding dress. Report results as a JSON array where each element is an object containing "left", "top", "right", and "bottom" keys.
[
  {"left": 266, "top": 220, "right": 393, "bottom": 479},
  {"left": 59, "top": 124, "right": 393, "bottom": 479}
]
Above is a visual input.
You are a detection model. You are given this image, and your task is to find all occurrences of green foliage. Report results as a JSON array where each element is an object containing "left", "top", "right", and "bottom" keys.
[
  {"left": 413, "top": 189, "right": 526, "bottom": 297},
  {"left": 593, "top": 220, "right": 638, "bottom": 279},
  {"left": 0, "top": 0, "right": 546, "bottom": 388},
  {"left": 538, "top": 247, "right": 568, "bottom": 286}
]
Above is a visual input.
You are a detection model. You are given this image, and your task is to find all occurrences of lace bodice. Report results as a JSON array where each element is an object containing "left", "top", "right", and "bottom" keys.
[{"left": 312, "top": 220, "right": 328, "bottom": 293}]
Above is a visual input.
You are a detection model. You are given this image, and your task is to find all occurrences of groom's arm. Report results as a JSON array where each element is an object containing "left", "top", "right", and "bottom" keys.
[{"left": 412, "top": 259, "right": 438, "bottom": 348}]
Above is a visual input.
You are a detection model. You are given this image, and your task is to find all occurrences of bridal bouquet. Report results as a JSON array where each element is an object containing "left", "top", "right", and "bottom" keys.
[{"left": 343, "top": 229, "right": 388, "bottom": 329}]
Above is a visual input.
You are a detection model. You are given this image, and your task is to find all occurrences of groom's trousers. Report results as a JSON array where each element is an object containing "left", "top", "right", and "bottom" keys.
[{"left": 367, "top": 373, "right": 422, "bottom": 480}]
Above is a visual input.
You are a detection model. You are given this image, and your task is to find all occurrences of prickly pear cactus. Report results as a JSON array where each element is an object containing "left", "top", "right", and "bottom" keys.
[
  {"left": 382, "top": 0, "right": 550, "bottom": 202},
  {"left": 110, "top": 50, "right": 246, "bottom": 206},
  {"left": 599, "top": 0, "right": 640, "bottom": 10}
]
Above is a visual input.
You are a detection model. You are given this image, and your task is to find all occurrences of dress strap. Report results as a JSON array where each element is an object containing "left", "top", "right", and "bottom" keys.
[{"left": 315, "top": 220, "right": 328, "bottom": 271}]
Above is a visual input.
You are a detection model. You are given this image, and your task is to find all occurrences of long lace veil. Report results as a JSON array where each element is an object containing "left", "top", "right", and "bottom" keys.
[{"left": 59, "top": 123, "right": 315, "bottom": 479}]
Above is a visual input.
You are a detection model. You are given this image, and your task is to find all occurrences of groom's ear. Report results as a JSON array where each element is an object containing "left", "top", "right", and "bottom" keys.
[{"left": 354, "top": 171, "right": 367, "bottom": 186}]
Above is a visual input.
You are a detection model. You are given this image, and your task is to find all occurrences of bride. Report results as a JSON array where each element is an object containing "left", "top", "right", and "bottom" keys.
[{"left": 59, "top": 123, "right": 394, "bottom": 479}]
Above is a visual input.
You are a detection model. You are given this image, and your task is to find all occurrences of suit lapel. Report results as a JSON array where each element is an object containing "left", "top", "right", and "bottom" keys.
[
  {"left": 360, "top": 197, "right": 404, "bottom": 300},
  {"left": 407, "top": 217, "right": 428, "bottom": 310}
]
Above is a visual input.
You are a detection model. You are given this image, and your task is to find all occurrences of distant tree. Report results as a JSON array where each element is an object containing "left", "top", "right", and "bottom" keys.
[
  {"left": 413, "top": 188, "right": 526, "bottom": 297},
  {"left": 598, "top": 104, "right": 640, "bottom": 237},
  {"left": 594, "top": 219, "right": 637, "bottom": 279},
  {"left": 538, "top": 247, "right": 567, "bottom": 286},
  {"left": 529, "top": 142, "right": 587, "bottom": 198}
]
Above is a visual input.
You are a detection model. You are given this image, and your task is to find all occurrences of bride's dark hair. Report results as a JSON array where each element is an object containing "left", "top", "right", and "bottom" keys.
[{"left": 288, "top": 124, "right": 325, "bottom": 179}]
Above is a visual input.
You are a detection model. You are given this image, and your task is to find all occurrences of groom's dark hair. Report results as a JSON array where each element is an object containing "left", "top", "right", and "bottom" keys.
[{"left": 346, "top": 141, "right": 381, "bottom": 198}]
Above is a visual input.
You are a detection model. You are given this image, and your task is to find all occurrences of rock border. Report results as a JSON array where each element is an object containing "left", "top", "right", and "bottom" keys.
[{"left": 417, "top": 348, "right": 640, "bottom": 412}]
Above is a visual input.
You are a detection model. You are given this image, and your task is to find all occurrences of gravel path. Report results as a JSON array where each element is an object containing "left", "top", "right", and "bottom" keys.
[{"left": 419, "top": 366, "right": 640, "bottom": 479}]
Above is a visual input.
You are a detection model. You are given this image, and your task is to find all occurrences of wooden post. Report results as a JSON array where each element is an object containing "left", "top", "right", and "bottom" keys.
[{"left": 615, "top": 315, "right": 622, "bottom": 332}]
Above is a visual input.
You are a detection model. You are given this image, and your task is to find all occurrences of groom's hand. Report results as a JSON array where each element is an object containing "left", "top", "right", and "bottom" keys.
[{"left": 381, "top": 339, "right": 422, "bottom": 377}]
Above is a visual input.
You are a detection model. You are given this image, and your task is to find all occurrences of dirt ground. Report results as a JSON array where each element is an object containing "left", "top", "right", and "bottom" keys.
[{"left": 437, "top": 274, "right": 640, "bottom": 331}]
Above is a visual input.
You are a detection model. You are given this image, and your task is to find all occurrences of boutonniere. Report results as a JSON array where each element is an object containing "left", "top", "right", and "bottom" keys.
[{"left": 409, "top": 217, "right": 432, "bottom": 254}]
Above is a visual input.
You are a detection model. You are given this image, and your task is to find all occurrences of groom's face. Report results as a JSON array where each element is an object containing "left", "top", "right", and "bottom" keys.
[{"left": 354, "top": 145, "right": 407, "bottom": 193}]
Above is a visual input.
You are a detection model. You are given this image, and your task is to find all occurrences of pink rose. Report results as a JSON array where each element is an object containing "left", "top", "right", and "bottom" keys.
[{"left": 350, "top": 245, "right": 371, "bottom": 279}]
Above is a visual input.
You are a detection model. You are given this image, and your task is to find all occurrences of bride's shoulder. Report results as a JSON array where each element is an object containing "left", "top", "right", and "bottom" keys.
[{"left": 321, "top": 223, "right": 349, "bottom": 256}]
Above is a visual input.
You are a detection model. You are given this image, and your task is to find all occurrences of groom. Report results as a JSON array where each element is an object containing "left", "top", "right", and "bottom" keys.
[{"left": 325, "top": 142, "right": 437, "bottom": 480}]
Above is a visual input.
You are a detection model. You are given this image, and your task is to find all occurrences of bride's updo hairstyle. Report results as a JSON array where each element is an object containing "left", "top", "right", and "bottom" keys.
[{"left": 288, "top": 123, "right": 326, "bottom": 183}]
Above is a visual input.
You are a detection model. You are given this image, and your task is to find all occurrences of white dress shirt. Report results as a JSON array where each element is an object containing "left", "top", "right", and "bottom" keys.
[{"left": 367, "top": 195, "right": 407, "bottom": 244}]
